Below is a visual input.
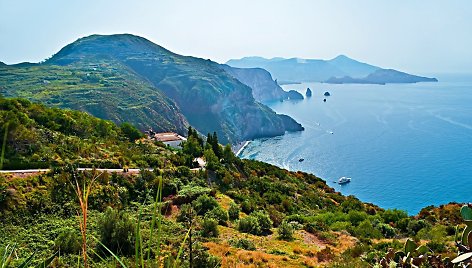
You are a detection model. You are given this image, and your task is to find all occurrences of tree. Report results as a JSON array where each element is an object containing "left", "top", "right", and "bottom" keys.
[
  {"left": 223, "top": 144, "right": 235, "bottom": 164},
  {"left": 204, "top": 148, "right": 219, "bottom": 170},
  {"left": 120, "top": 122, "right": 143, "bottom": 142},
  {"left": 211, "top": 132, "right": 222, "bottom": 158}
]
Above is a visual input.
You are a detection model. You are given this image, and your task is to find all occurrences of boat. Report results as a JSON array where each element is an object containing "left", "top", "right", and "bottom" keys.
[
  {"left": 338, "top": 176, "right": 351, "bottom": 184},
  {"left": 299, "top": 158, "right": 304, "bottom": 162}
]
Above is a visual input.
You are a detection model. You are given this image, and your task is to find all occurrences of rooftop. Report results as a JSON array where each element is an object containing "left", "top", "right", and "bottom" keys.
[{"left": 153, "top": 132, "right": 186, "bottom": 142}]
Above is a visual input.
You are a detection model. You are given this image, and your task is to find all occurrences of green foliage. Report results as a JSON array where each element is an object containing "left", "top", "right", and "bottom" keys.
[
  {"left": 120, "top": 122, "right": 144, "bottom": 142},
  {"left": 54, "top": 228, "right": 81, "bottom": 254},
  {"left": 193, "top": 194, "right": 219, "bottom": 215},
  {"left": 97, "top": 207, "right": 135, "bottom": 256},
  {"left": 277, "top": 221, "right": 294, "bottom": 241},
  {"left": 229, "top": 238, "right": 256, "bottom": 250},
  {"left": 176, "top": 203, "right": 196, "bottom": 224},
  {"left": 381, "top": 209, "right": 408, "bottom": 225},
  {"left": 238, "top": 210, "right": 273, "bottom": 236},
  {"left": 205, "top": 206, "right": 228, "bottom": 225},
  {"left": 201, "top": 217, "right": 219, "bottom": 238},
  {"left": 228, "top": 202, "right": 240, "bottom": 221},
  {"left": 238, "top": 215, "right": 261, "bottom": 235},
  {"left": 204, "top": 148, "right": 219, "bottom": 170}
]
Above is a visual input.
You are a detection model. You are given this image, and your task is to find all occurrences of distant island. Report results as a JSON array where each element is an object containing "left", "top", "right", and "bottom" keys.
[
  {"left": 226, "top": 55, "right": 438, "bottom": 85},
  {"left": 325, "top": 69, "right": 438, "bottom": 85}
]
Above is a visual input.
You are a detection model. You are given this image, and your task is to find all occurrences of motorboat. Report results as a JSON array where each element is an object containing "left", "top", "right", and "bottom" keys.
[{"left": 338, "top": 176, "right": 351, "bottom": 184}]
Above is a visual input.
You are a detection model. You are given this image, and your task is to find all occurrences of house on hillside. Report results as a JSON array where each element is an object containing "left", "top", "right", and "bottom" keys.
[{"left": 153, "top": 132, "right": 187, "bottom": 148}]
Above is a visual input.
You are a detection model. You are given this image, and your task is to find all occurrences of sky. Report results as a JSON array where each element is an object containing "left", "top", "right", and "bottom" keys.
[{"left": 1, "top": 0, "right": 471, "bottom": 74}]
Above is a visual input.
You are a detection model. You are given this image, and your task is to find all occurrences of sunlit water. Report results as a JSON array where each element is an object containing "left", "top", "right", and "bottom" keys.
[{"left": 240, "top": 75, "right": 472, "bottom": 214}]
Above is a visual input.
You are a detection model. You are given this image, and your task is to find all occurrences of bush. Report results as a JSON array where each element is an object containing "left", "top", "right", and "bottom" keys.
[
  {"left": 237, "top": 211, "right": 273, "bottom": 236},
  {"left": 97, "top": 207, "right": 135, "bottom": 256},
  {"left": 377, "top": 223, "right": 396, "bottom": 238},
  {"left": 201, "top": 217, "right": 219, "bottom": 238},
  {"left": 381, "top": 209, "right": 408, "bottom": 225},
  {"left": 229, "top": 238, "right": 256, "bottom": 250},
  {"left": 252, "top": 210, "right": 273, "bottom": 234},
  {"left": 238, "top": 216, "right": 261, "bottom": 235},
  {"left": 330, "top": 221, "right": 352, "bottom": 232},
  {"left": 228, "top": 202, "right": 240, "bottom": 221},
  {"left": 177, "top": 203, "right": 196, "bottom": 224},
  {"left": 193, "top": 194, "right": 219, "bottom": 215},
  {"left": 54, "top": 228, "right": 81, "bottom": 254},
  {"left": 206, "top": 206, "right": 228, "bottom": 225},
  {"left": 304, "top": 221, "right": 328, "bottom": 234},
  {"left": 352, "top": 220, "right": 382, "bottom": 239},
  {"left": 278, "top": 221, "right": 294, "bottom": 241}
]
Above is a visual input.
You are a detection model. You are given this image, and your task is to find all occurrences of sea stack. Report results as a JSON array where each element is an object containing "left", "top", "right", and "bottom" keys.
[{"left": 306, "top": 88, "right": 312, "bottom": 97}]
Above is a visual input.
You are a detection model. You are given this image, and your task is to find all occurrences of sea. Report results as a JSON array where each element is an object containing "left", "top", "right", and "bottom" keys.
[{"left": 239, "top": 74, "right": 472, "bottom": 214}]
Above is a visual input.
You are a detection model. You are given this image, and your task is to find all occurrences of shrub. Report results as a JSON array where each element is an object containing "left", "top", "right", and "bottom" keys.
[
  {"left": 193, "top": 194, "right": 219, "bottom": 215},
  {"left": 377, "top": 223, "right": 396, "bottom": 238},
  {"left": 304, "top": 221, "right": 328, "bottom": 234},
  {"left": 381, "top": 209, "right": 408, "bottom": 224},
  {"left": 278, "top": 221, "right": 294, "bottom": 241},
  {"left": 54, "top": 228, "right": 81, "bottom": 254},
  {"left": 97, "top": 207, "right": 135, "bottom": 256},
  {"left": 238, "top": 211, "right": 273, "bottom": 236},
  {"left": 177, "top": 203, "right": 196, "bottom": 224},
  {"left": 330, "top": 221, "right": 352, "bottom": 232},
  {"left": 229, "top": 238, "right": 256, "bottom": 250},
  {"left": 352, "top": 220, "right": 382, "bottom": 239},
  {"left": 206, "top": 206, "right": 228, "bottom": 225},
  {"left": 201, "top": 217, "right": 219, "bottom": 238},
  {"left": 238, "top": 215, "right": 261, "bottom": 235},
  {"left": 228, "top": 202, "right": 240, "bottom": 221},
  {"left": 347, "top": 211, "right": 368, "bottom": 226},
  {"left": 252, "top": 210, "right": 273, "bottom": 234},
  {"left": 317, "top": 247, "right": 334, "bottom": 262},
  {"left": 241, "top": 199, "right": 256, "bottom": 214}
]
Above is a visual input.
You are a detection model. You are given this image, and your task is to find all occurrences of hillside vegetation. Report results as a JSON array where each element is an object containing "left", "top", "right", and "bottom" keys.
[{"left": 0, "top": 97, "right": 466, "bottom": 267}]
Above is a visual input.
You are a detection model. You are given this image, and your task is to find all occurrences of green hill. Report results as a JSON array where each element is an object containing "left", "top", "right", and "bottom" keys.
[
  {"left": 0, "top": 34, "right": 302, "bottom": 144},
  {"left": 0, "top": 97, "right": 177, "bottom": 169}
]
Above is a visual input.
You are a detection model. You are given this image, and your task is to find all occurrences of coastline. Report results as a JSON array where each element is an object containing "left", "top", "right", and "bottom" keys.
[{"left": 233, "top": 141, "right": 251, "bottom": 157}]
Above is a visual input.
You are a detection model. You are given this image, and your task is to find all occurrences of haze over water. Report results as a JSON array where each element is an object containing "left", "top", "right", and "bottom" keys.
[{"left": 240, "top": 75, "right": 472, "bottom": 214}]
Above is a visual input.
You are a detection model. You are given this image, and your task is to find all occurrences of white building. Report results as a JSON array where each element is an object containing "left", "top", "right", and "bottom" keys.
[{"left": 154, "top": 132, "right": 187, "bottom": 148}]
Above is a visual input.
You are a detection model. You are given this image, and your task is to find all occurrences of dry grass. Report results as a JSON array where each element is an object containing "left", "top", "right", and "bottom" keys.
[{"left": 203, "top": 225, "right": 361, "bottom": 268}]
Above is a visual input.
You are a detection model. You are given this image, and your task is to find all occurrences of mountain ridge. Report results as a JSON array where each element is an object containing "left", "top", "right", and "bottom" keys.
[
  {"left": 227, "top": 55, "right": 437, "bottom": 84},
  {"left": 0, "top": 34, "right": 303, "bottom": 143}
]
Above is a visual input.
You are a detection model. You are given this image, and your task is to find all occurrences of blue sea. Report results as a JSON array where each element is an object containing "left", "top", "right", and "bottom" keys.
[{"left": 240, "top": 74, "right": 472, "bottom": 214}]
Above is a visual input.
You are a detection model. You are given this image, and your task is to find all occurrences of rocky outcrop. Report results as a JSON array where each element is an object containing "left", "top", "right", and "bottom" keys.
[
  {"left": 306, "top": 88, "right": 312, "bottom": 97},
  {"left": 286, "top": 90, "right": 304, "bottom": 100},
  {"left": 220, "top": 65, "right": 288, "bottom": 103}
]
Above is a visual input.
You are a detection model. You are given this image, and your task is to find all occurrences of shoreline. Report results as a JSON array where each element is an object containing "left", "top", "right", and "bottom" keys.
[{"left": 234, "top": 141, "right": 251, "bottom": 157}]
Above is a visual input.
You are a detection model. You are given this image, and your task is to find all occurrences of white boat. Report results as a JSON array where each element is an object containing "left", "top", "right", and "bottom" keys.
[{"left": 338, "top": 176, "right": 351, "bottom": 184}]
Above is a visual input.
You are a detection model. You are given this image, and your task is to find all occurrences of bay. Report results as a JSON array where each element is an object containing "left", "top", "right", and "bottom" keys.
[{"left": 240, "top": 75, "right": 472, "bottom": 214}]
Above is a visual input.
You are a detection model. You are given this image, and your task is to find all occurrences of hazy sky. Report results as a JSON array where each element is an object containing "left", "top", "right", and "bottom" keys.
[{"left": 1, "top": 0, "right": 471, "bottom": 74}]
